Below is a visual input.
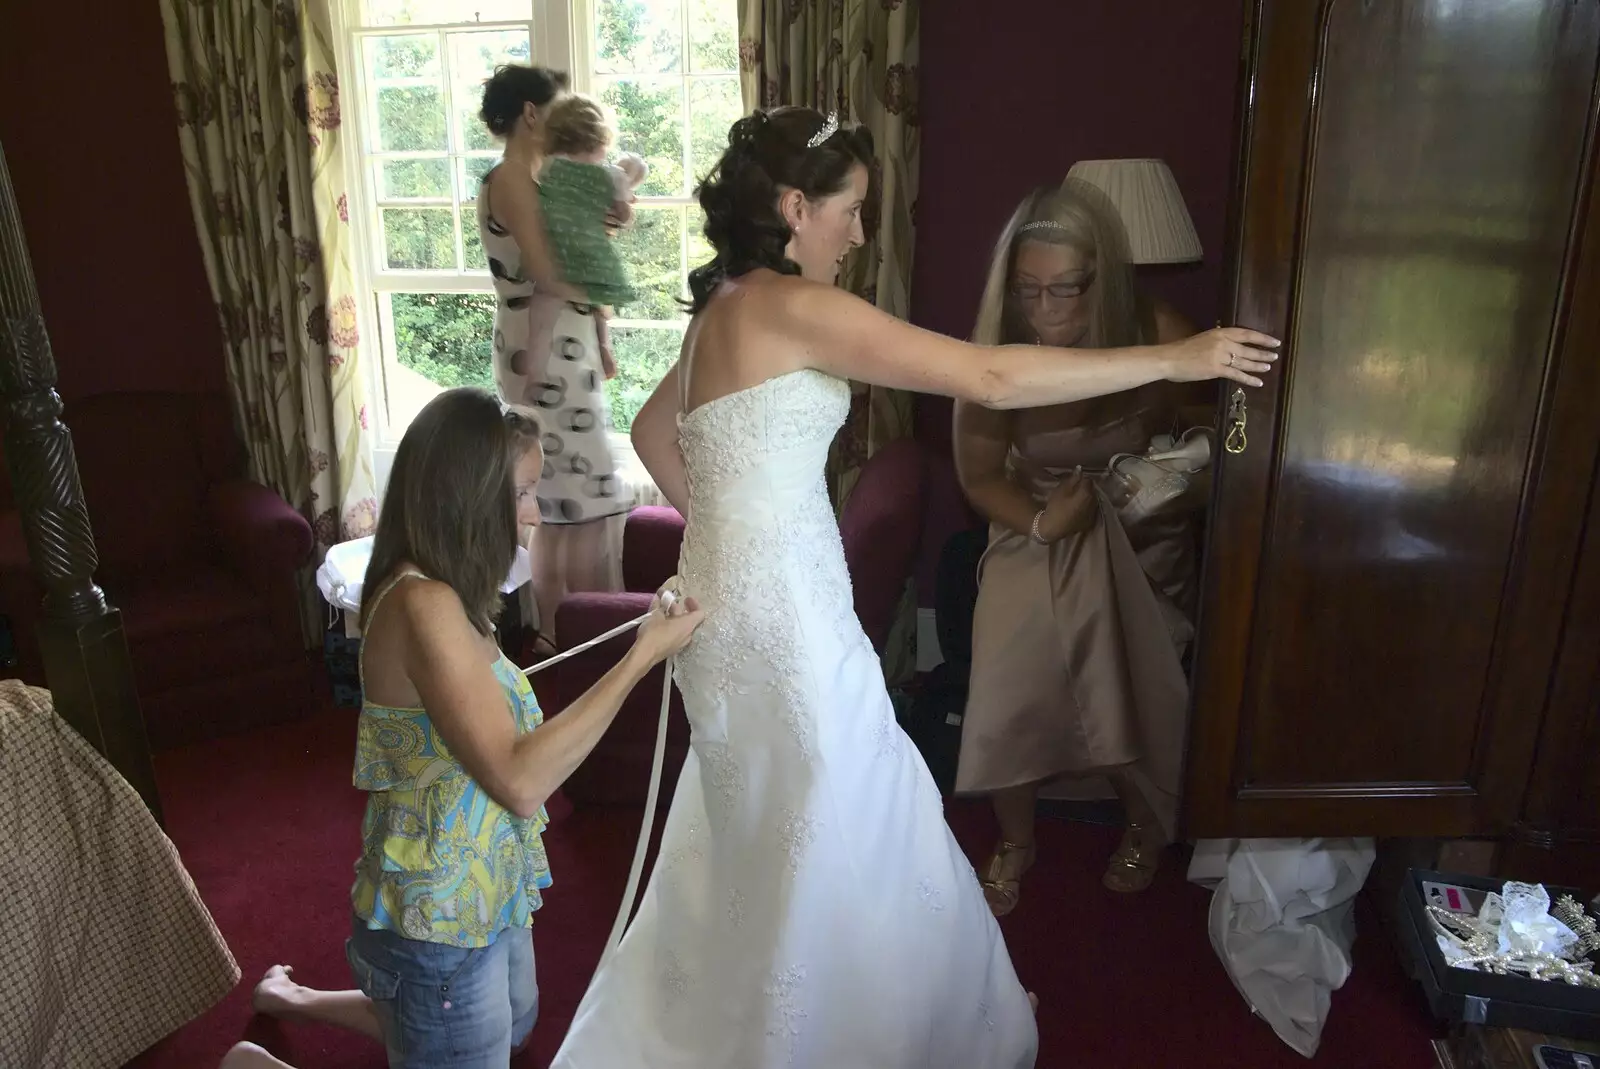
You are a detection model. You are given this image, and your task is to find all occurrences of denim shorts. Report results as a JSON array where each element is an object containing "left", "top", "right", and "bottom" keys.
[{"left": 346, "top": 915, "right": 538, "bottom": 1068}]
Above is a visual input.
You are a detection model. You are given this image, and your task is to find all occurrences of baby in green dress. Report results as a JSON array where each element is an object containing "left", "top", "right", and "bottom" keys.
[{"left": 536, "top": 94, "right": 647, "bottom": 377}]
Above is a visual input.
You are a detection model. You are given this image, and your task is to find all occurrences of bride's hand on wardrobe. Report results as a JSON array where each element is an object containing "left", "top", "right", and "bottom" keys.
[
  {"left": 631, "top": 589, "right": 704, "bottom": 666},
  {"left": 1161, "top": 326, "right": 1279, "bottom": 386}
]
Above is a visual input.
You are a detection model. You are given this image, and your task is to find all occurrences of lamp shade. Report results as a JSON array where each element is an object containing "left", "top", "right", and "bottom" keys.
[{"left": 1065, "top": 158, "right": 1203, "bottom": 265}]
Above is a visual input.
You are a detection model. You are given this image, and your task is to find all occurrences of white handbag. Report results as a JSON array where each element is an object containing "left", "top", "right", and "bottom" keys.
[{"left": 1097, "top": 427, "right": 1214, "bottom": 526}]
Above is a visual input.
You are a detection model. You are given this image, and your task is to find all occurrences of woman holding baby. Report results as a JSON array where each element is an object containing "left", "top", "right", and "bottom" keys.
[{"left": 475, "top": 64, "right": 643, "bottom": 656}]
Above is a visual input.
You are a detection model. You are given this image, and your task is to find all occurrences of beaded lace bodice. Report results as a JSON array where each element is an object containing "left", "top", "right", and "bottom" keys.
[
  {"left": 673, "top": 369, "right": 863, "bottom": 753},
  {"left": 677, "top": 369, "right": 851, "bottom": 499}
]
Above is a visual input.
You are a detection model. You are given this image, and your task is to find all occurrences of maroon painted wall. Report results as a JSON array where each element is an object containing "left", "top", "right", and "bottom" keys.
[
  {"left": 0, "top": 0, "right": 225, "bottom": 402},
  {"left": 909, "top": 0, "right": 1248, "bottom": 607},
  {"left": 0, "top": 0, "right": 1244, "bottom": 605}
]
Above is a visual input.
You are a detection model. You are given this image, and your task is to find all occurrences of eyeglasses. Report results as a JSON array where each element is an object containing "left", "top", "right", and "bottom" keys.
[{"left": 1009, "top": 275, "right": 1095, "bottom": 301}]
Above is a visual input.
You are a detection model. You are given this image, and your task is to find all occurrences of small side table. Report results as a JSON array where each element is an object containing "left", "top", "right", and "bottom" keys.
[{"left": 1434, "top": 1024, "right": 1600, "bottom": 1069}]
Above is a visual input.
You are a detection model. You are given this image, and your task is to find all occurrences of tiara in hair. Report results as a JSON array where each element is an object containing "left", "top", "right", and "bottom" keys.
[
  {"left": 807, "top": 112, "right": 839, "bottom": 148},
  {"left": 1019, "top": 220, "right": 1068, "bottom": 234}
]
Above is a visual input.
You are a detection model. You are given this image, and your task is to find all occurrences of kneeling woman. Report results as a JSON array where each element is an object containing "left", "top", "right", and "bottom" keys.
[{"left": 253, "top": 387, "right": 701, "bottom": 1067}]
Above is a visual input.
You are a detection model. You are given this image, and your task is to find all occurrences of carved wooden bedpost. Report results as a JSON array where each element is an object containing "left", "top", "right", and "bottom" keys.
[{"left": 0, "top": 140, "right": 162, "bottom": 820}]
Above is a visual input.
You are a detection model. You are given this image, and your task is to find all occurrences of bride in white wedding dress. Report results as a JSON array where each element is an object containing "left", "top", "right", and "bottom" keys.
[{"left": 552, "top": 108, "right": 1277, "bottom": 1068}]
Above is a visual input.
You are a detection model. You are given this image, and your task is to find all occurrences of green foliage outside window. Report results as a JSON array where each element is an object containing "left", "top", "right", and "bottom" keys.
[{"left": 378, "top": 0, "right": 739, "bottom": 433}]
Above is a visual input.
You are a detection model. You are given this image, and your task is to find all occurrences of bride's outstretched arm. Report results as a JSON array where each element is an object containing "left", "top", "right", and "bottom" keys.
[
  {"left": 787, "top": 283, "right": 1277, "bottom": 407},
  {"left": 631, "top": 362, "right": 690, "bottom": 515}
]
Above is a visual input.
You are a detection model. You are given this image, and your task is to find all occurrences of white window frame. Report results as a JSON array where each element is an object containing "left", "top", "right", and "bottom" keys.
[
  {"left": 333, "top": 0, "right": 738, "bottom": 497},
  {"left": 337, "top": 0, "right": 742, "bottom": 492},
  {"left": 333, "top": 0, "right": 579, "bottom": 493}
]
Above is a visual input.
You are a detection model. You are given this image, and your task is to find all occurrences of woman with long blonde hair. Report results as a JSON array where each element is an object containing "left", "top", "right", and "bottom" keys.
[{"left": 954, "top": 179, "right": 1212, "bottom": 912}]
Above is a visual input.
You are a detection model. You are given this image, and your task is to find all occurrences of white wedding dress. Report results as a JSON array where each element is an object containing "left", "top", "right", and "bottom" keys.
[{"left": 552, "top": 369, "right": 1038, "bottom": 1068}]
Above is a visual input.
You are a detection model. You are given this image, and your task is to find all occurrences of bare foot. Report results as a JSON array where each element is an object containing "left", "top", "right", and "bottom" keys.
[
  {"left": 1028, "top": 992, "right": 1039, "bottom": 1015},
  {"left": 252, "top": 965, "right": 307, "bottom": 1021},
  {"left": 219, "top": 1041, "right": 295, "bottom": 1068}
]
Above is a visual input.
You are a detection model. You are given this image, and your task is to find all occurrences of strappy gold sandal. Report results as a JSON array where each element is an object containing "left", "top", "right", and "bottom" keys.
[
  {"left": 980, "top": 839, "right": 1036, "bottom": 917},
  {"left": 1102, "top": 822, "right": 1165, "bottom": 894}
]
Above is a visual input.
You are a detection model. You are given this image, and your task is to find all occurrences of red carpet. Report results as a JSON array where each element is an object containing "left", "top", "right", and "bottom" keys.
[{"left": 129, "top": 707, "right": 1439, "bottom": 1068}]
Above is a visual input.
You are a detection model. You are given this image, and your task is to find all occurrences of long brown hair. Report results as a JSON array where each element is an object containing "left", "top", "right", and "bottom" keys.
[
  {"left": 971, "top": 178, "right": 1147, "bottom": 349},
  {"left": 361, "top": 388, "right": 543, "bottom": 635}
]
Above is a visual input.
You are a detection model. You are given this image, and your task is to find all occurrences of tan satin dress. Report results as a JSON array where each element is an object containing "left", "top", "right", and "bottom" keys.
[{"left": 953, "top": 396, "right": 1199, "bottom": 839}]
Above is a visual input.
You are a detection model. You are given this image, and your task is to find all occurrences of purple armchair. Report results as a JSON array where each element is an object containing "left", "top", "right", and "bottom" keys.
[
  {"left": 0, "top": 391, "right": 315, "bottom": 748},
  {"left": 836, "top": 437, "right": 927, "bottom": 654},
  {"left": 544, "top": 438, "right": 927, "bottom": 807},
  {"left": 544, "top": 506, "right": 689, "bottom": 807}
]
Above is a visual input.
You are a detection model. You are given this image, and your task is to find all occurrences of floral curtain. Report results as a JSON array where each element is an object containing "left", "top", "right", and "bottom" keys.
[
  {"left": 737, "top": 0, "right": 921, "bottom": 683},
  {"left": 159, "top": 0, "right": 377, "bottom": 640},
  {"left": 299, "top": 1, "right": 379, "bottom": 544}
]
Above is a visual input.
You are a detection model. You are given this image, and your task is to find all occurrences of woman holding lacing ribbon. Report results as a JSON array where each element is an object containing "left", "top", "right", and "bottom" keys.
[{"left": 243, "top": 387, "right": 701, "bottom": 1069}]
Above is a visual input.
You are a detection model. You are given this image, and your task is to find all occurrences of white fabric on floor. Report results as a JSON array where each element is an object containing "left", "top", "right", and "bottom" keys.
[{"left": 1187, "top": 837, "right": 1377, "bottom": 1058}]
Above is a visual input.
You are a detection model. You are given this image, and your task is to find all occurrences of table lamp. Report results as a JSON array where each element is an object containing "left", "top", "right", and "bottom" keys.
[{"left": 1065, "top": 158, "right": 1203, "bottom": 265}]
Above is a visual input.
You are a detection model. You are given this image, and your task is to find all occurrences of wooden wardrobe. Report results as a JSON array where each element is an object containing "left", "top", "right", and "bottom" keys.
[{"left": 1183, "top": 0, "right": 1600, "bottom": 886}]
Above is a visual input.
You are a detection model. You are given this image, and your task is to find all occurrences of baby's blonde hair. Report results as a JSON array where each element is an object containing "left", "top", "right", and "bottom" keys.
[{"left": 542, "top": 93, "right": 615, "bottom": 156}]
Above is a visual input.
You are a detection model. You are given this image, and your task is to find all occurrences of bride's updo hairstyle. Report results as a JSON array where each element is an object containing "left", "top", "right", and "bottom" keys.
[{"left": 686, "top": 106, "right": 876, "bottom": 314}]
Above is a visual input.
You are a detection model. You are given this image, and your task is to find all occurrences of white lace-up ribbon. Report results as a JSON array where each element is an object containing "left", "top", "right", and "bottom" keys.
[{"left": 521, "top": 580, "right": 683, "bottom": 973}]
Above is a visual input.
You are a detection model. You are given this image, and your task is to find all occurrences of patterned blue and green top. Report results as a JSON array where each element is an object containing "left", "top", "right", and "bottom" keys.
[{"left": 350, "top": 573, "right": 551, "bottom": 947}]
